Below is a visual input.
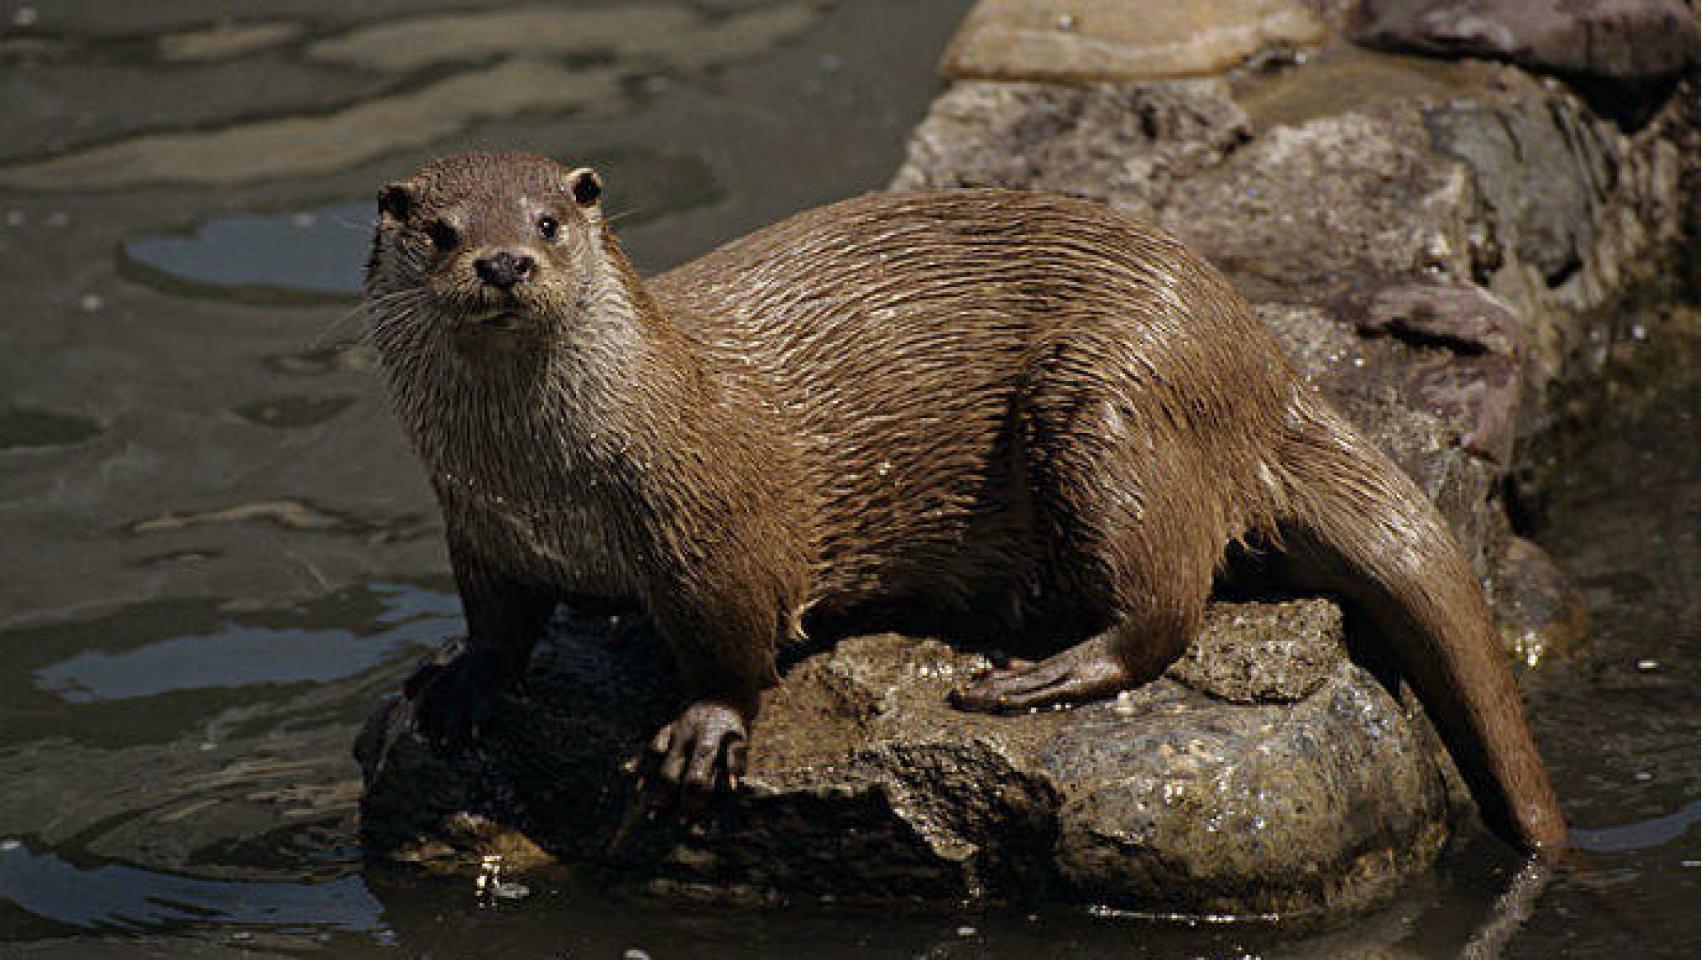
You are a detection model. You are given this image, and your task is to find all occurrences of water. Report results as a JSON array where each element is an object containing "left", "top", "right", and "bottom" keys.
[{"left": 0, "top": 1, "right": 1696, "bottom": 956}]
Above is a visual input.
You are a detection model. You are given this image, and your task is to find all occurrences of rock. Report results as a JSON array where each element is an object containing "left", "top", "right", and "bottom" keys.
[
  {"left": 894, "top": 81, "right": 1494, "bottom": 300},
  {"left": 939, "top": 0, "right": 1329, "bottom": 81},
  {"left": 889, "top": 80, "right": 1251, "bottom": 211},
  {"left": 1488, "top": 536, "right": 1591, "bottom": 667},
  {"left": 358, "top": 600, "right": 1454, "bottom": 916},
  {"left": 1165, "top": 600, "right": 1345, "bottom": 702},
  {"left": 1422, "top": 73, "right": 1617, "bottom": 287},
  {"left": 1256, "top": 300, "right": 1511, "bottom": 573},
  {"left": 1332, "top": 281, "right": 1525, "bottom": 469},
  {"left": 1351, "top": 0, "right": 1701, "bottom": 86}
]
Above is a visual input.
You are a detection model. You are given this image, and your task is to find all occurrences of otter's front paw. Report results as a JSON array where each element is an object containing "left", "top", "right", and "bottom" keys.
[
  {"left": 401, "top": 638, "right": 514, "bottom": 748},
  {"left": 644, "top": 701, "right": 749, "bottom": 797}
]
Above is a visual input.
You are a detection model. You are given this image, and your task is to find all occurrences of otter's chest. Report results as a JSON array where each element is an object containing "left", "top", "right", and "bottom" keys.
[{"left": 438, "top": 478, "right": 640, "bottom": 599}]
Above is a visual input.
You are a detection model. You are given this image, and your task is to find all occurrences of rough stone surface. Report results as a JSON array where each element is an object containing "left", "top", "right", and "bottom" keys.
[
  {"left": 889, "top": 80, "right": 1251, "bottom": 211},
  {"left": 1351, "top": 0, "right": 1701, "bottom": 85},
  {"left": 359, "top": 601, "right": 1453, "bottom": 916},
  {"left": 1166, "top": 601, "right": 1345, "bottom": 703},
  {"left": 940, "top": 0, "right": 1328, "bottom": 82}
]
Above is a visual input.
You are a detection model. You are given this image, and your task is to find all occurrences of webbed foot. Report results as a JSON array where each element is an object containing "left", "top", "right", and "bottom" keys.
[{"left": 951, "top": 638, "right": 1135, "bottom": 713}]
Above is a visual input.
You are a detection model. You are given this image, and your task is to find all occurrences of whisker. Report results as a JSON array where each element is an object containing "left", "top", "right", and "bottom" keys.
[
  {"left": 330, "top": 213, "right": 377, "bottom": 234},
  {"left": 603, "top": 205, "right": 646, "bottom": 227},
  {"left": 315, "top": 288, "right": 424, "bottom": 351}
]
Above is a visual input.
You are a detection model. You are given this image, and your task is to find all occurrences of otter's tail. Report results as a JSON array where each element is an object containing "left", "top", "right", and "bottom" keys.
[{"left": 1271, "top": 389, "right": 1566, "bottom": 851}]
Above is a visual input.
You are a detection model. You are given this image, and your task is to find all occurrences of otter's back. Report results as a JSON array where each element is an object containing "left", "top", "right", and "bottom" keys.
[{"left": 648, "top": 189, "right": 1291, "bottom": 600}]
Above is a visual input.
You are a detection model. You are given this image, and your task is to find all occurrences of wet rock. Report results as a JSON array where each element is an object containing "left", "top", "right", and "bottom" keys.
[
  {"left": 1418, "top": 68, "right": 1690, "bottom": 389},
  {"left": 891, "top": 62, "right": 1691, "bottom": 466},
  {"left": 1488, "top": 536, "right": 1590, "bottom": 667},
  {"left": 1232, "top": 41, "right": 1497, "bottom": 129},
  {"left": 1350, "top": 0, "right": 1701, "bottom": 86},
  {"left": 940, "top": 0, "right": 1328, "bottom": 81},
  {"left": 358, "top": 600, "right": 1453, "bottom": 916},
  {"left": 1256, "top": 301, "right": 1510, "bottom": 573},
  {"left": 1149, "top": 110, "right": 1491, "bottom": 295},
  {"left": 892, "top": 65, "right": 1689, "bottom": 394},
  {"left": 1422, "top": 73, "right": 1616, "bottom": 288}
]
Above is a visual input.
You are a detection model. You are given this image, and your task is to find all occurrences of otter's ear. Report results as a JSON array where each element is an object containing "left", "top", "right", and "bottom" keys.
[
  {"left": 566, "top": 167, "right": 602, "bottom": 208},
  {"left": 377, "top": 182, "right": 415, "bottom": 222}
]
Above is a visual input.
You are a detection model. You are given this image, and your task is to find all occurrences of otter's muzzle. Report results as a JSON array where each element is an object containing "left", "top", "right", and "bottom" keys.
[{"left": 474, "top": 251, "right": 535, "bottom": 289}]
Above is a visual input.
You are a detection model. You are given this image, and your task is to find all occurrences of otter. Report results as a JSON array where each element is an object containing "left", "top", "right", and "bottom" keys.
[{"left": 363, "top": 152, "right": 1565, "bottom": 850}]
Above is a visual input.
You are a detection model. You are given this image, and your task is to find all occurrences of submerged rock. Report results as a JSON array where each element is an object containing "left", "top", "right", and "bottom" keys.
[{"left": 358, "top": 600, "right": 1455, "bottom": 917}]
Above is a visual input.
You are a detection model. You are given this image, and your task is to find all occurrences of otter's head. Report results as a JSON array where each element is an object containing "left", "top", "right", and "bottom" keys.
[{"left": 364, "top": 152, "right": 606, "bottom": 349}]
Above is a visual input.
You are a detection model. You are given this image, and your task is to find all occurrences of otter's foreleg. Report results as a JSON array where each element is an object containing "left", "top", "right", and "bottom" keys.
[
  {"left": 642, "top": 565, "right": 794, "bottom": 798},
  {"left": 407, "top": 542, "right": 557, "bottom": 745}
]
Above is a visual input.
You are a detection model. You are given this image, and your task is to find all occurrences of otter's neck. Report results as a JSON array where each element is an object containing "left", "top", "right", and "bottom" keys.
[{"left": 399, "top": 232, "right": 710, "bottom": 503}]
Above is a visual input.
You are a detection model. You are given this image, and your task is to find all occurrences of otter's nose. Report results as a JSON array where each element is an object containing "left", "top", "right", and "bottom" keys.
[{"left": 473, "top": 251, "right": 535, "bottom": 289}]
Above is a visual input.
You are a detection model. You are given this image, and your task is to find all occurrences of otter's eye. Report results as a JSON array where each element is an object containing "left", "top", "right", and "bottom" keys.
[
  {"left": 425, "top": 221, "right": 458, "bottom": 252},
  {"left": 537, "top": 216, "right": 559, "bottom": 241}
]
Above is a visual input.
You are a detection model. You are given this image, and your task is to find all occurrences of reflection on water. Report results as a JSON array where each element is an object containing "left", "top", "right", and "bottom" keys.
[
  {"left": 1569, "top": 801, "right": 1701, "bottom": 853},
  {"left": 33, "top": 582, "right": 458, "bottom": 703},
  {"left": 0, "top": 842, "right": 383, "bottom": 935},
  {"left": 121, "top": 202, "right": 373, "bottom": 300}
]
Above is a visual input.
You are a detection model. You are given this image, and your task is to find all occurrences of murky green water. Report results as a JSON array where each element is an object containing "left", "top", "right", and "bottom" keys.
[{"left": 0, "top": 2, "right": 1696, "bottom": 957}]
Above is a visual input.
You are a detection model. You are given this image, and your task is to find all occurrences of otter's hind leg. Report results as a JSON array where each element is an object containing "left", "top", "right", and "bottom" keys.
[
  {"left": 954, "top": 407, "right": 1222, "bottom": 713},
  {"left": 951, "top": 546, "right": 1214, "bottom": 713}
]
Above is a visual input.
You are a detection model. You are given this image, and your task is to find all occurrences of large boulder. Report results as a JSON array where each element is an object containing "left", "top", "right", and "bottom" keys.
[{"left": 358, "top": 600, "right": 1457, "bottom": 916}]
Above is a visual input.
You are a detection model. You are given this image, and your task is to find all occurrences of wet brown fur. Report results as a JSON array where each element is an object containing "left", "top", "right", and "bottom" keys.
[{"left": 365, "top": 152, "right": 1565, "bottom": 850}]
